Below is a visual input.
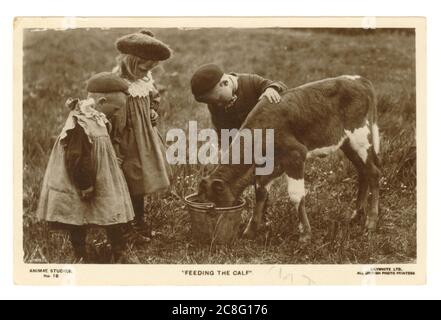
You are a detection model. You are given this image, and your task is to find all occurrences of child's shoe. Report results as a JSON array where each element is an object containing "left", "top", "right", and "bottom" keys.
[{"left": 72, "top": 244, "right": 88, "bottom": 264}]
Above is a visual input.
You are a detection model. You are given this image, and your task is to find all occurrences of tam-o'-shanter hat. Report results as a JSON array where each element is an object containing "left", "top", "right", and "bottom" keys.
[
  {"left": 86, "top": 72, "right": 129, "bottom": 93},
  {"left": 115, "top": 30, "right": 172, "bottom": 61}
]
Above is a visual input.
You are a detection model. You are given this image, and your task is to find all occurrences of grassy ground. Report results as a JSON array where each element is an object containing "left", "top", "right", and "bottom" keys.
[{"left": 22, "top": 28, "right": 416, "bottom": 264}]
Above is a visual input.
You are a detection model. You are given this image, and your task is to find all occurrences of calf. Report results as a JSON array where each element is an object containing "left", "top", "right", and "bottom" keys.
[{"left": 198, "top": 75, "right": 381, "bottom": 242}]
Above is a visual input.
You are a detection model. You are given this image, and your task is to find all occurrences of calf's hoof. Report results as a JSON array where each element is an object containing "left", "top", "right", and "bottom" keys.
[
  {"left": 299, "top": 233, "right": 312, "bottom": 244},
  {"left": 365, "top": 217, "right": 378, "bottom": 232},
  {"left": 242, "top": 227, "right": 258, "bottom": 240},
  {"left": 349, "top": 210, "right": 364, "bottom": 225},
  {"left": 243, "top": 220, "right": 261, "bottom": 240}
]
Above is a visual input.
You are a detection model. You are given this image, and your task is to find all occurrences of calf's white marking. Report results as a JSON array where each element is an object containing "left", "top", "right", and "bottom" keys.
[
  {"left": 345, "top": 124, "right": 371, "bottom": 163},
  {"left": 287, "top": 178, "right": 305, "bottom": 210}
]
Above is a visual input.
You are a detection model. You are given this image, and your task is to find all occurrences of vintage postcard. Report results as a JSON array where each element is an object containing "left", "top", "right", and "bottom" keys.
[{"left": 13, "top": 17, "right": 426, "bottom": 285}]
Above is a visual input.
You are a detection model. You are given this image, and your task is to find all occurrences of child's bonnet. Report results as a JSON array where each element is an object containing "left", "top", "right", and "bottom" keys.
[{"left": 61, "top": 97, "right": 110, "bottom": 144}]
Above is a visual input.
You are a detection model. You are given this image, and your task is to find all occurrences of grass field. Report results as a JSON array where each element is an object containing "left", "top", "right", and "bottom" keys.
[{"left": 22, "top": 27, "right": 417, "bottom": 264}]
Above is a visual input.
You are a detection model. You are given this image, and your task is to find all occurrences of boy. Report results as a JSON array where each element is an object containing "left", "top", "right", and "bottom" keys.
[{"left": 190, "top": 63, "right": 288, "bottom": 137}]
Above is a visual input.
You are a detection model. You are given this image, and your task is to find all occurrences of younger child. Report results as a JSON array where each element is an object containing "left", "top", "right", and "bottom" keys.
[
  {"left": 36, "top": 73, "right": 135, "bottom": 263},
  {"left": 190, "top": 63, "right": 288, "bottom": 137}
]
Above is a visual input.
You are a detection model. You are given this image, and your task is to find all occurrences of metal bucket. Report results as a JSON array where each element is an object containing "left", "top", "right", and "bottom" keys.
[{"left": 184, "top": 193, "right": 246, "bottom": 245}]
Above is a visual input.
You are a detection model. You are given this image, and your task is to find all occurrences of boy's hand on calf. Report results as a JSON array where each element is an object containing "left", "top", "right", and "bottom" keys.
[{"left": 259, "top": 87, "right": 281, "bottom": 104}]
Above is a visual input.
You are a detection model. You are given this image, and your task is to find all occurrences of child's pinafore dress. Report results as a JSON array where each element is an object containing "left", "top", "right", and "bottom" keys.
[
  {"left": 37, "top": 100, "right": 135, "bottom": 226},
  {"left": 112, "top": 73, "right": 171, "bottom": 196}
]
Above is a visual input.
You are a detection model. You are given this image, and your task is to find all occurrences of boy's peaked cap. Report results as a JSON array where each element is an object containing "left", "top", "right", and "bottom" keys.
[{"left": 191, "top": 63, "right": 224, "bottom": 100}]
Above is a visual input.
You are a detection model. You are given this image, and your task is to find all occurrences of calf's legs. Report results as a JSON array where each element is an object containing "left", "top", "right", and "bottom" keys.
[
  {"left": 243, "top": 185, "right": 269, "bottom": 239},
  {"left": 341, "top": 141, "right": 370, "bottom": 223},
  {"left": 340, "top": 140, "right": 380, "bottom": 231},
  {"left": 243, "top": 172, "right": 281, "bottom": 239},
  {"left": 283, "top": 145, "right": 311, "bottom": 242},
  {"left": 365, "top": 149, "right": 381, "bottom": 231},
  {"left": 286, "top": 166, "right": 311, "bottom": 243}
]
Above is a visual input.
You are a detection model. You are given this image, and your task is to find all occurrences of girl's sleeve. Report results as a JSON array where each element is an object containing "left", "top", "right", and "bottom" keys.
[
  {"left": 150, "top": 82, "right": 161, "bottom": 112},
  {"left": 64, "top": 124, "right": 95, "bottom": 191},
  {"left": 109, "top": 106, "right": 127, "bottom": 162}
]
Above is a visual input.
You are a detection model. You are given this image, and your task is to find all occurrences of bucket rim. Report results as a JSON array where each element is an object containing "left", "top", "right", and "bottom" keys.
[{"left": 184, "top": 193, "right": 246, "bottom": 212}]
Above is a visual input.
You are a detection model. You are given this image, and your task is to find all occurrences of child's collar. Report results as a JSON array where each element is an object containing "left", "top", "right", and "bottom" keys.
[
  {"left": 227, "top": 73, "right": 239, "bottom": 95},
  {"left": 222, "top": 74, "right": 239, "bottom": 111},
  {"left": 76, "top": 98, "right": 109, "bottom": 128}
]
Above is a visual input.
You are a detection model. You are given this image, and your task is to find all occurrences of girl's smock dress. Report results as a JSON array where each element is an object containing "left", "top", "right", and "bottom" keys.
[
  {"left": 112, "top": 72, "right": 171, "bottom": 196},
  {"left": 37, "top": 99, "right": 135, "bottom": 226}
]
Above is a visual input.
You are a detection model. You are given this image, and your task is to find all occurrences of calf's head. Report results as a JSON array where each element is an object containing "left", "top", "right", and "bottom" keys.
[{"left": 197, "top": 177, "right": 236, "bottom": 207}]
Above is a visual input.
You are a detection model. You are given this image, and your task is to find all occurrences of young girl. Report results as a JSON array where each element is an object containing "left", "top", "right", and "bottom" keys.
[
  {"left": 111, "top": 30, "right": 172, "bottom": 237},
  {"left": 36, "top": 75, "right": 135, "bottom": 263}
]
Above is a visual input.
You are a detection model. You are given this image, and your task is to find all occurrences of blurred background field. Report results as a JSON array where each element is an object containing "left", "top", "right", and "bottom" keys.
[{"left": 22, "top": 28, "right": 416, "bottom": 264}]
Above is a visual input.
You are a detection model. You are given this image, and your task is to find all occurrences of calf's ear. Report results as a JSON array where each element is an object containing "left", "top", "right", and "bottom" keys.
[
  {"left": 211, "top": 179, "right": 226, "bottom": 194},
  {"left": 198, "top": 177, "right": 209, "bottom": 194}
]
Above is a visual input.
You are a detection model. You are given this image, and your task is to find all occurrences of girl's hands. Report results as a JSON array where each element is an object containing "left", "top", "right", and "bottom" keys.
[
  {"left": 150, "top": 109, "right": 159, "bottom": 126},
  {"left": 259, "top": 87, "right": 281, "bottom": 103},
  {"left": 80, "top": 186, "right": 94, "bottom": 201},
  {"left": 116, "top": 157, "right": 124, "bottom": 168}
]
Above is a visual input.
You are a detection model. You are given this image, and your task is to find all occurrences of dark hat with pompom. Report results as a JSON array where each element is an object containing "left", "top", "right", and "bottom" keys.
[
  {"left": 139, "top": 29, "right": 155, "bottom": 37},
  {"left": 115, "top": 30, "right": 172, "bottom": 61}
]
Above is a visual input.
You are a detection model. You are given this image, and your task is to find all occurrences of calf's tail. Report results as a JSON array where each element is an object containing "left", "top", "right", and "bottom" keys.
[{"left": 369, "top": 90, "right": 381, "bottom": 169}]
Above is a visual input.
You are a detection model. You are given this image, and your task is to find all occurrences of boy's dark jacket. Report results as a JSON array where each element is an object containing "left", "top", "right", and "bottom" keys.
[{"left": 207, "top": 73, "right": 288, "bottom": 134}]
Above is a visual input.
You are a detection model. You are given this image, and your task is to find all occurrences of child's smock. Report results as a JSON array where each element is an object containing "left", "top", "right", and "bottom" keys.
[
  {"left": 111, "top": 73, "right": 171, "bottom": 196},
  {"left": 37, "top": 101, "right": 135, "bottom": 226}
]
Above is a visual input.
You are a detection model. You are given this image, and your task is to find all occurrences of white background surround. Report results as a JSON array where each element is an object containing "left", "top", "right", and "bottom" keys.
[{"left": 0, "top": 0, "right": 439, "bottom": 300}]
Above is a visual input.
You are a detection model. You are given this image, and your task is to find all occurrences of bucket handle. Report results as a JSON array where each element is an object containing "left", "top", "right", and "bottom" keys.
[{"left": 199, "top": 202, "right": 215, "bottom": 210}]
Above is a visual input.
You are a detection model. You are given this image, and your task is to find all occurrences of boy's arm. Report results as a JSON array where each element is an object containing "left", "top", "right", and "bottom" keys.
[
  {"left": 211, "top": 115, "right": 223, "bottom": 144},
  {"left": 251, "top": 74, "right": 288, "bottom": 94},
  {"left": 208, "top": 104, "right": 227, "bottom": 143},
  {"left": 64, "top": 124, "right": 95, "bottom": 198}
]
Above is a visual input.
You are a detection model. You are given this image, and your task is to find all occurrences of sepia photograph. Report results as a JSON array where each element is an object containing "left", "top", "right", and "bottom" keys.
[{"left": 13, "top": 17, "right": 426, "bottom": 285}]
